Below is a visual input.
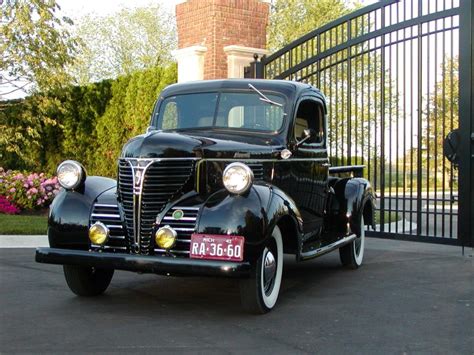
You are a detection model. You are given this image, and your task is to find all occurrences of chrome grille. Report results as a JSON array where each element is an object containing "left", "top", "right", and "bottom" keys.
[
  {"left": 117, "top": 161, "right": 135, "bottom": 249},
  {"left": 90, "top": 204, "right": 127, "bottom": 251},
  {"left": 247, "top": 163, "right": 264, "bottom": 180},
  {"left": 154, "top": 206, "right": 199, "bottom": 257},
  {"left": 118, "top": 159, "right": 195, "bottom": 254}
]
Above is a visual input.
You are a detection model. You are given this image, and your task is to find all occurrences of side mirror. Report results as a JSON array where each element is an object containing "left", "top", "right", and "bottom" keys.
[
  {"left": 146, "top": 126, "right": 156, "bottom": 134},
  {"left": 297, "top": 128, "right": 316, "bottom": 146}
]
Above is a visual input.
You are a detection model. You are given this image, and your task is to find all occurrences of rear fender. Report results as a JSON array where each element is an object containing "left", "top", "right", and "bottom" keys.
[{"left": 332, "top": 178, "right": 375, "bottom": 235}]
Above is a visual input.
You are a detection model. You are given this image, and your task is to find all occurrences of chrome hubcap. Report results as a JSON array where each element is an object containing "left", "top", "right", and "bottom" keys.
[{"left": 263, "top": 250, "right": 277, "bottom": 294}]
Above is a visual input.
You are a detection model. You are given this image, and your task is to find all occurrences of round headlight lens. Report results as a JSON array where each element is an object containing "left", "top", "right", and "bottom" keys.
[
  {"left": 89, "top": 222, "right": 109, "bottom": 245},
  {"left": 57, "top": 160, "right": 84, "bottom": 190},
  {"left": 223, "top": 162, "right": 254, "bottom": 194},
  {"left": 155, "top": 226, "right": 177, "bottom": 250}
]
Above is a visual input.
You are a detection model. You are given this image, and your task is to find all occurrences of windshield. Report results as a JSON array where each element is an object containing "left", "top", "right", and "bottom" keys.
[{"left": 154, "top": 91, "right": 286, "bottom": 133}]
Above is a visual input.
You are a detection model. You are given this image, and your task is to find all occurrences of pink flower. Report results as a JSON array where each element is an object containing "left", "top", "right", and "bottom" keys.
[
  {"left": 9, "top": 188, "right": 15, "bottom": 193},
  {"left": 0, "top": 195, "right": 20, "bottom": 214}
]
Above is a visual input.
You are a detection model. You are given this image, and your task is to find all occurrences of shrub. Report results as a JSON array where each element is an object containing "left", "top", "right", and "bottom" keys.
[
  {"left": 0, "top": 167, "right": 60, "bottom": 211},
  {"left": 1, "top": 64, "right": 177, "bottom": 177},
  {"left": 0, "top": 195, "right": 20, "bottom": 214},
  {"left": 92, "top": 64, "right": 177, "bottom": 176}
]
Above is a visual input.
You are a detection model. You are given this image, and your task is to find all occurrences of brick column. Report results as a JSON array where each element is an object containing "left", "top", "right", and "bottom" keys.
[{"left": 175, "top": 0, "right": 270, "bottom": 82}]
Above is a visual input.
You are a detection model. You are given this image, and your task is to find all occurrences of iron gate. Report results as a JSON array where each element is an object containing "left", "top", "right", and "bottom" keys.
[{"left": 251, "top": 0, "right": 473, "bottom": 246}]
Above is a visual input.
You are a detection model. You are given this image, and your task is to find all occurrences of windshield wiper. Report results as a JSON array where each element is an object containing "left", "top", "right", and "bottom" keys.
[{"left": 248, "top": 83, "right": 283, "bottom": 107}]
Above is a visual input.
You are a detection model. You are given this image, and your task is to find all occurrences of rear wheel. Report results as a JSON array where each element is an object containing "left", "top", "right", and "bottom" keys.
[
  {"left": 339, "top": 215, "right": 365, "bottom": 269},
  {"left": 240, "top": 225, "right": 283, "bottom": 314},
  {"left": 63, "top": 265, "right": 114, "bottom": 297}
]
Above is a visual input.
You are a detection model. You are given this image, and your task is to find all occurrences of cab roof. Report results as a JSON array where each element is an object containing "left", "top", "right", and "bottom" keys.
[{"left": 159, "top": 79, "right": 324, "bottom": 101}]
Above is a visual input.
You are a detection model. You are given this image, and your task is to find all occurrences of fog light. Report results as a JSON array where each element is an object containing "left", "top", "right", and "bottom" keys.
[
  {"left": 89, "top": 222, "right": 109, "bottom": 245},
  {"left": 155, "top": 226, "right": 177, "bottom": 250}
]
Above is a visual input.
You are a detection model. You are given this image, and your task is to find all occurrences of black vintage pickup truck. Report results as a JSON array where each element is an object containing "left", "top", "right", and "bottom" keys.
[{"left": 36, "top": 79, "right": 375, "bottom": 314}]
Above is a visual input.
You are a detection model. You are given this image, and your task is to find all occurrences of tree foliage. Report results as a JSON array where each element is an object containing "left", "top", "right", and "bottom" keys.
[
  {"left": 267, "top": 0, "right": 360, "bottom": 51},
  {"left": 93, "top": 65, "right": 177, "bottom": 176},
  {"left": 0, "top": 0, "right": 78, "bottom": 97},
  {"left": 70, "top": 5, "right": 176, "bottom": 85},
  {"left": 1, "top": 65, "right": 177, "bottom": 176},
  {"left": 422, "top": 57, "right": 458, "bottom": 189}
]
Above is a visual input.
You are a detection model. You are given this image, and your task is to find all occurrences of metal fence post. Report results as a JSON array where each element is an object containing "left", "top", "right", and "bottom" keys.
[{"left": 458, "top": 0, "right": 473, "bottom": 247}]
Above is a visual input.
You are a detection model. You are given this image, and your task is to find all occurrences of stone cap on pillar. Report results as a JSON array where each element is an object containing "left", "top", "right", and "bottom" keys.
[
  {"left": 172, "top": 45, "right": 208, "bottom": 83},
  {"left": 224, "top": 45, "right": 268, "bottom": 78}
]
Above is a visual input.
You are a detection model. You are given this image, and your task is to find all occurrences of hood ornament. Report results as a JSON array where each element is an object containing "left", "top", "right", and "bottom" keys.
[
  {"left": 128, "top": 159, "right": 154, "bottom": 195},
  {"left": 134, "top": 170, "right": 143, "bottom": 187}
]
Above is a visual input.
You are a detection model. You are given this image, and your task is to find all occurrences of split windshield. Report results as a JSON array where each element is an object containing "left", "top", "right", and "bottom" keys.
[{"left": 154, "top": 91, "right": 286, "bottom": 133}]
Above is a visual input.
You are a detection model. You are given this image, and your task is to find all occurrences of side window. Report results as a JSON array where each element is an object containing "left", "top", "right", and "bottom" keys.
[{"left": 294, "top": 99, "right": 325, "bottom": 145}]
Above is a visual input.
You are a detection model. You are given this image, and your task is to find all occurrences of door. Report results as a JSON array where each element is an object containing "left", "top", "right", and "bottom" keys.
[{"left": 290, "top": 97, "right": 330, "bottom": 251}]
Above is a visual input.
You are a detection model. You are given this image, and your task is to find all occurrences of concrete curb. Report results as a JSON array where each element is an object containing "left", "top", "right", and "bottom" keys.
[{"left": 0, "top": 235, "right": 48, "bottom": 248}]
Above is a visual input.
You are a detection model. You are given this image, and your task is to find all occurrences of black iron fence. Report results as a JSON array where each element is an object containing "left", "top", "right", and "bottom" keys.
[{"left": 252, "top": 0, "right": 473, "bottom": 246}]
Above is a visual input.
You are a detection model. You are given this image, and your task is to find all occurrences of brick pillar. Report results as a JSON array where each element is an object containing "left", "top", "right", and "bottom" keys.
[{"left": 175, "top": 0, "right": 270, "bottom": 82}]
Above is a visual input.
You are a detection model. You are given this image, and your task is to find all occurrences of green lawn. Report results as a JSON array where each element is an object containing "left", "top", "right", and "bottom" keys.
[
  {"left": 375, "top": 211, "right": 401, "bottom": 224},
  {"left": 0, "top": 214, "right": 48, "bottom": 235}
]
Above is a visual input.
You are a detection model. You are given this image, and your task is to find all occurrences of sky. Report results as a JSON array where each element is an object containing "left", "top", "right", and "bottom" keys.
[
  {"left": 58, "top": 0, "right": 377, "bottom": 21},
  {"left": 58, "top": 0, "right": 176, "bottom": 20}
]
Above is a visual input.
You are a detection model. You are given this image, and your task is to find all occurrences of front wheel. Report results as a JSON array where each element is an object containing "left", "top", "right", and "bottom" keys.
[
  {"left": 63, "top": 265, "right": 114, "bottom": 297},
  {"left": 240, "top": 225, "right": 283, "bottom": 314},
  {"left": 339, "top": 215, "right": 366, "bottom": 269}
]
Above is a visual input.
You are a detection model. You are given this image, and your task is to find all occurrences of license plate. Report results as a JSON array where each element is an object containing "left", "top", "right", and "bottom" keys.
[{"left": 190, "top": 234, "right": 244, "bottom": 262}]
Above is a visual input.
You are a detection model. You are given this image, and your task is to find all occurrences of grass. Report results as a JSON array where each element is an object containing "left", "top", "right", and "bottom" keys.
[
  {"left": 0, "top": 214, "right": 48, "bottom": 235},
  {"left": 375, "top": 211, "right": 402, "bottom": 224}
]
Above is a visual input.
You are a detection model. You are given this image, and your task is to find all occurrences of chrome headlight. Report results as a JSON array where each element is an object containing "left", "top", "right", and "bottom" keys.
[
  {"left": 57, "top": 160, "right": 85, "bottom": 190},
  {"left": 223, "top": 162, "right": 253, "bottom": 194}
]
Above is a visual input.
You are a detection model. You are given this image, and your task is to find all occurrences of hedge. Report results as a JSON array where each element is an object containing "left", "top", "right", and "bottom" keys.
[{"left": 1, "top": 64, "right": 177, "bottom": 177}]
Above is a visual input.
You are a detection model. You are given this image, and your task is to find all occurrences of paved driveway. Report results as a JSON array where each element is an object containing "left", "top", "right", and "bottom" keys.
[{"left": 0, "top": 239, "right": 472, "bottom": 354}]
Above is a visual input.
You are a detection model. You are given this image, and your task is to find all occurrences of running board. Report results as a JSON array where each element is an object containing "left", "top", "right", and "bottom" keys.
[{"left": 300, "top": 234, "right": 357, "bottom": 260}]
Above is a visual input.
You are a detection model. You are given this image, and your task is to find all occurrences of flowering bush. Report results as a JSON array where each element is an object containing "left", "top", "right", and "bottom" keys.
[
  {"left": 0, "top": 167, "right": 60, "bottom": 213},
  {"left": 0, "top": 195, "right": 20, "bottom": 214}
]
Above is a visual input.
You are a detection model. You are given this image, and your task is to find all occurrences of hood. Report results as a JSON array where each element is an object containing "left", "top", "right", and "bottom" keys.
[{"left": 121, "top": 130, "right": 284, "bottom": 160}]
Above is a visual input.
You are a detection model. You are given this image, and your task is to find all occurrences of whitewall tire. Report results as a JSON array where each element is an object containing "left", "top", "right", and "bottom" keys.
[
  {"left": 340, "top": 215, "right": 366, "bottom": 269},
  {"left": 240, "top": 225, "right": 283, "bottom": 314}
]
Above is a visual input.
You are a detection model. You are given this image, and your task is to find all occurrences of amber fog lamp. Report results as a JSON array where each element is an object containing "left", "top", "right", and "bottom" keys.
[
  {"left": 223, "top": 162, "right": 254, "bottom": 194},
  {"left": 155, "top": 226, "right": 177, "bottom": 250},
  {"left": 89, "top": 222, "right": 109, "bottom": 245},
  {"left": 57, "top": 160, "right": 85, "bottom": 190}
]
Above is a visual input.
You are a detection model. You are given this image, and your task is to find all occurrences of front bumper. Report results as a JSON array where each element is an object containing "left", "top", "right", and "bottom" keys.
[{"left": 35, "top": 247, "right": 251, "bottom": 278}]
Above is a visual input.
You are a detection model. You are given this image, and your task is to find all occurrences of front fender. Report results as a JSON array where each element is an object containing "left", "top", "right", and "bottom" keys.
[
  {"left": 196, "top": 184, "right": 302, "bottom": 262},
  {"left": 48, "top": 176, "right": 116, "bottom": 249}
]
